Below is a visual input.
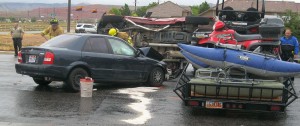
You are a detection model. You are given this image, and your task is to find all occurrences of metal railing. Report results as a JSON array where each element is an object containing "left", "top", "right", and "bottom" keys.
[{"left": 174, "top": 63, "right": 298, "bottom": 107}]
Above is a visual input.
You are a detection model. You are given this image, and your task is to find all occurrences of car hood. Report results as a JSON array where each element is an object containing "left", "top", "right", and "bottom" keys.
[{"left": 139, "top": 47, "right": 164, "bottom": 61}]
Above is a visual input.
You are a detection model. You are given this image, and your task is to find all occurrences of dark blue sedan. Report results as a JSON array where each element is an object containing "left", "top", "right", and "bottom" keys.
[{"left": 15, "top": 34, "right": 167, "bottom": 92}]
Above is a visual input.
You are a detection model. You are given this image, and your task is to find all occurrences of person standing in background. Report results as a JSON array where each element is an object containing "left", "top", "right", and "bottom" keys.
[
  {"left": 280, "top": 28, "right": 299, "bottom": 61},
  {"left": 11, "top": 23, "right": 24, "bottom": 56}
]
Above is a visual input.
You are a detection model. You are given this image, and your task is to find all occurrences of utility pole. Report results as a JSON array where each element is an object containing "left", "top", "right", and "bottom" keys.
[
  {"left": 158, "top": 0, "right": 159, "bottom": 4},
  {"left": 39, "top": 7, "right": 40, "bottom": 19},
  {"left": 67, "top": 0, "right": 71, "bottom": 32},
  {"left": 46, "top": 8, "right": 48, "bottom": 18},
  {"left": 135, "top": 0, "right": 137, "bottom": 12},
  {"left": 53, "top": 7, "right": 56, "bottom": 17}
]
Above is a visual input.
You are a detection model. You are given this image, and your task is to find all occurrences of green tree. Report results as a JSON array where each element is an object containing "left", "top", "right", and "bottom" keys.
[
  {"left": 191, "top": 1, "right": 210, "bottom": 16},
  {"left": 282, "top": 10, "right": 300, "bottom": 39},
  {"left": 120, "top": 4, "right": 131, "bottom": 16},
  {"left": 31, "top": 17, "right": 37, "bottom": 22},
  {"left": 109, "top": 8, "right": 122, "bottom": 16},
  {"left": 9, "top": 17, "right": 16, "bottom": 22},
  {"left": 131, "top": 12, "right": 138, "bottom": 17},
  {"left": 199, "top": 1, "right": 210, "bottom": 14},
  {"left": 136, "top": 6, "right": 148, "bottom": 17},
  {"left": 191, "top": 5, "right": 200, "bottom": 16},
  {"left": 0, "top": 17, "right": 5, "bottom": 22},
  {"left": 136, "top": 2, "right": 158, "bottom": 17}
]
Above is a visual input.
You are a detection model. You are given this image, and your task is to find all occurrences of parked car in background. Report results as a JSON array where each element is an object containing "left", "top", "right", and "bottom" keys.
[
  {"left": 15, "top": 34, "right": 167, "bottom": 92},
  {"left": 75, "top": 23, "right": 97, "bottom": 33}
]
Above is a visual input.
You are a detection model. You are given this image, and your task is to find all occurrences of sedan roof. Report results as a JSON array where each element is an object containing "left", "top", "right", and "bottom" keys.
[{"left": 40, "top": 33, "right": 129, "bottom": 51}]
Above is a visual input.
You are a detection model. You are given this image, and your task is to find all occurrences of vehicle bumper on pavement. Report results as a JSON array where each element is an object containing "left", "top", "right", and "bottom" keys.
[
  {"left": 15, "top": 64, "right": 68, "bottom": 80},
  {"left": 75, "top": 29, "right": 85, "bottom": 33}
]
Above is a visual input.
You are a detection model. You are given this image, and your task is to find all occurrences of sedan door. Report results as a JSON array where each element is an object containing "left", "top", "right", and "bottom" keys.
[
  {"left": 107, "top": 38, "right": 147, "bottom": 82},
  {"left": 81, "top": 37, "right": 115, "bottom": 81},
  {"left": 84, "top": 25, "right": 96, "bottom": 33}
]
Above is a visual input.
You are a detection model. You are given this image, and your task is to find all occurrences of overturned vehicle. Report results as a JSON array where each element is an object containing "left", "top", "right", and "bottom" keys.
[
  {"left": 193, "top": 0, "right": 285, "bottom": 59},
  {"left": 97, "top": 14, "right": 214, "bottom": 78}
]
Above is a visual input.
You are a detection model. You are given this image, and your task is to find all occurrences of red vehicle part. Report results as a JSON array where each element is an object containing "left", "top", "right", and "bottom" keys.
[
  {"left": 198, "top": 26, "right": 278, "bottom": 51},
  {"left": 213, "top": 21, "right": 225, "bottom": 31}
]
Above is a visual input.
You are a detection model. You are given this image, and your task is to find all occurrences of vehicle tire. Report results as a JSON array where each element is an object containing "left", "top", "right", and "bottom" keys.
[
  {"left": 65, "top": 68, "right": 89, "bottom": 92},
  {"left": 33, "top": 77, "right": 52, "bottom": 85},
  {"left": 148, "top": 67, "right": 165, "bottom": 87},
  {"left": 79, "top": 29, "right": 85, "bottom": 33},
  {"left": 102, "top": 15, "right": 124, "bottom": 23},
  {"left": 185, "top": 16, "right": 210, "bottom": 25}
]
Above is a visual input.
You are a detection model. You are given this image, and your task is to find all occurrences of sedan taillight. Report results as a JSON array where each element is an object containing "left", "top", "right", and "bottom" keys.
[
  {"left": 18, "top": 51, "right": 22, "bottom": 63},
  {"left": 43, "top": 52, "right": 55, "bottom": 64}
]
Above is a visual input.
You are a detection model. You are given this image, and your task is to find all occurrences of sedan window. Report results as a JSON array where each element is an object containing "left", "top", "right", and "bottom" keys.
[
  {"left": 83, "top": 37, "right": 109, "bottom": 53},
  {"left": 40, "top": 35, "right": 81, "bottom": 48},
  {"left": 108, "top": 38, "right": 135, "bottom": 56},
  {"left": 83, "top": 25, "right": 94, "bottom": 28}
]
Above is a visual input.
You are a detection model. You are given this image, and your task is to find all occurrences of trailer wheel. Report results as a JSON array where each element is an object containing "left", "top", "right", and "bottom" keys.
[{"left": 185, "top": 16, "right": 210, "bottom": 25}]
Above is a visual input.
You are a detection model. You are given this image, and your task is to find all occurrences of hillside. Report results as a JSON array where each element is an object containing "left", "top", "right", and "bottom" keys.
[
  {"left": 0, "top": 4, "right": 126, "bottom": 20},
  {"left": 0, "top": 2, "right": 69, "bottom": 11},
  {"left": 0, "top": 2, "right": 215, "bottom": 20}
]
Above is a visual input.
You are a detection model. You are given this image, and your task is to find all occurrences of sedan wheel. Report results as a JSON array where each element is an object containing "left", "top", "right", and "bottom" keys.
[
  {"left": 148, "top": 67, "right": 164, "bottom": 87},
  {"left": 65, "top": 68, "right": 89, "bottom": 92},
  {"left": 33, "top": 77, "right": 52, "bottom": 85}
]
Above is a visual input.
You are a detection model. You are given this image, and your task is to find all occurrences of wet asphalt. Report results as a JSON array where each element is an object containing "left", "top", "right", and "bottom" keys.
[{"left": 0, "top": 53, "right": 300, "bottom": 126}]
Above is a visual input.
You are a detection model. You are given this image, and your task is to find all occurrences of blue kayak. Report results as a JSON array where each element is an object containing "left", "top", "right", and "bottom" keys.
[
  {"left": 178, "top": 44, "right": 300, "bottom": 77},
  {"left": 181, "top": 50, "right": 210, "bottom": 68}
]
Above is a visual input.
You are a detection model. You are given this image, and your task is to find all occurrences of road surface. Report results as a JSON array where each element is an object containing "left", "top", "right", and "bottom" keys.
[{"left": 0, "top": 54, "right": 299, "bottom": 126}]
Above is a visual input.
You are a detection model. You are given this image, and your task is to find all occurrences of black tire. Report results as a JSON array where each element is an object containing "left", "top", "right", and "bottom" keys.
[
  {"left": 33, "top": 77, "right": 52, "bottom": 85},
  {"left": 185, "top": 16, "right": 210, "bottom": 25},
  {"left": 219, "top": 6, "right": 236, "bottom": 21},
  {"left": 102, "top": 15, "right": 124, "bottom": 23},
  {"left": 78, "top": 29, "right": 85, "bottom": 33},
  {"left": 65, "top": 68, "right": 89, "bottom": 92},
  {"left": 243, "top": 7, "right": 260, "bottom": 22},
  {"left": 148, "top": 67, "right": 165, "bottom": 87}
]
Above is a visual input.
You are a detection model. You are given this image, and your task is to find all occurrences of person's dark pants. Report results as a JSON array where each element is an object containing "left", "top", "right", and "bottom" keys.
[
  {"left": 281, "top": 50, "right": 295, "bottom": 81},
  {"left": 13, "top": 38, "right": 22, "bottom": 56}
]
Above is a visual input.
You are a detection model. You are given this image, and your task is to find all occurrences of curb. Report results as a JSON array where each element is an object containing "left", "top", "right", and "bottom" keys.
[{"left": 0, "top": 51, "right": 14, "bottom": 54}]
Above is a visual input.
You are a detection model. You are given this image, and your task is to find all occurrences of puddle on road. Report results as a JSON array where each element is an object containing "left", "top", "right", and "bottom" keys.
[{"left": 118, "top": 87, "right": 159, "bottom": 125}]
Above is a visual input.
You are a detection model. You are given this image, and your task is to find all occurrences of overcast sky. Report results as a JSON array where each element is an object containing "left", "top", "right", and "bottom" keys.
[{"left": 1, "top": 0, "right": 300, "bottom": 6}]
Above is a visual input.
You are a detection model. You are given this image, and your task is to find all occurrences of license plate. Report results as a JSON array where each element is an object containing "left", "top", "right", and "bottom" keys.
[
  {"left": 28, "top": 55, "right": 36, "bottom": 63},
  {"left": 205, "top": 101, "right": 223, "bottom": 109},
  {"left": 232, "top": 22, "right": 247, "bottom": 26}
]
